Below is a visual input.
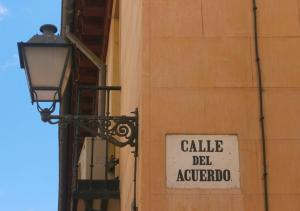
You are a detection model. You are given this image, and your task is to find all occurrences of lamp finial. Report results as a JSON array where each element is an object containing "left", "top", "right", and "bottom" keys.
[{"left": 40, "top": 24, "right": 57, "bottom": 34}]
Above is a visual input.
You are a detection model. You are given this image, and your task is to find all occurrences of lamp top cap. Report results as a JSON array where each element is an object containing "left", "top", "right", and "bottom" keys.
[
  {"left": 40, "top": 24, "right": 57, "bottom": 34},
  {"left": 24, "top": 24, "right": 66, "bottom": 44}
]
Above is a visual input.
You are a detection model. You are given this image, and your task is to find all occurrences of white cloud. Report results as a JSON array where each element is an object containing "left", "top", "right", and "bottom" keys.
[
  {"left": 0, "top": 54, "right": 19, "bottom": 72},
  {"left": 0, "top": 3, "right": 8, "bottom": 20}
]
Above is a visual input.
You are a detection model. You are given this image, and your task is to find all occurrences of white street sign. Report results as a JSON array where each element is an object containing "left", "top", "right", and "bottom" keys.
[{"left": 166, "top": 135, "right": 240, "bottom": 188}]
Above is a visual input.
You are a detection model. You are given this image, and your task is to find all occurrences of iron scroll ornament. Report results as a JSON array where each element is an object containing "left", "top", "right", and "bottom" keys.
[{"left": 38, "top": 104, "right": 138, "bottom": 148}]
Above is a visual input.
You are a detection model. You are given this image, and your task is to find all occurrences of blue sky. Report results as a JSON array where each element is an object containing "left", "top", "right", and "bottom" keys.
[{"left": 0, "top": 1, "right": 61, "bottom": 210}]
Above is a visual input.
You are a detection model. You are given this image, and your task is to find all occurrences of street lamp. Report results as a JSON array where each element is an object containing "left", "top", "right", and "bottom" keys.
[
  {"left": 17, "top": 24, "right": 138, "bottom": 147},
  {"left": 18, "top": 24, "right": 72, "bottom": 103}
]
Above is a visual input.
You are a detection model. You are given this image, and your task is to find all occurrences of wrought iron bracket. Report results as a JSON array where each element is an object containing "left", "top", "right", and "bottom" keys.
[{"left": 39, "top": 107, "right": 138, "bottom": 149}]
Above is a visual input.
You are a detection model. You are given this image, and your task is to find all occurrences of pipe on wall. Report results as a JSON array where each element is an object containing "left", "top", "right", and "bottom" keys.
[
  {"left": 252, "top": 1, "right": 269, "bottom": 211},
  {"left": 59, "top": 1, "right": 75, "bottom": 211},
  {"left": 61, "top": 0, "right": 75, "bottom": 37}
]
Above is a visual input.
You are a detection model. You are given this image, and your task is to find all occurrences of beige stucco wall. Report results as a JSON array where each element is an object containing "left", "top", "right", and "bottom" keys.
[
  {"left": 119, "top": 0, "right": 142, "bottom": 210},
  {"left": 118, "top": 0, "right": 300, "bottom": 210}
]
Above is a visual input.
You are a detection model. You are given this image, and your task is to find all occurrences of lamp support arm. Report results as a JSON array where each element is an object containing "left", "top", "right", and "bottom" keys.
[
  {"left": 40, "top": 108, "right": 138, "bottom": 148},
  {"left": 65, "top": 26, "right": 106, "bottom": 72}
]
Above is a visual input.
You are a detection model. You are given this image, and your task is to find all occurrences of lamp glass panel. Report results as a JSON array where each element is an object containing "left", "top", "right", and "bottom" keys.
[
  {"left": 24, "top": 46, "right": 69, "bottom": 87},
  {"left": 33, "top": 90, "right": 59, "bottom": 101}
]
